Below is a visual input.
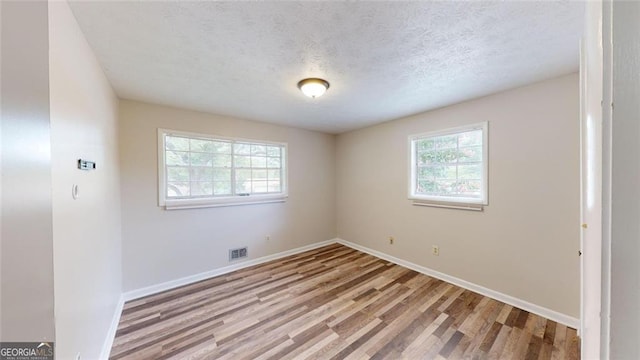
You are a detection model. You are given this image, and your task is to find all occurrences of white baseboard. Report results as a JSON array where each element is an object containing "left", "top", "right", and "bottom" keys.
[
  {"left": 336, "top": 238, "right": 580, "bottom": 329},
  {"left": 123, "top": 239, "right": 338, "bottom": 302},
  {"left": 100, "top": 294, "right": 125, "bottom": 360}
]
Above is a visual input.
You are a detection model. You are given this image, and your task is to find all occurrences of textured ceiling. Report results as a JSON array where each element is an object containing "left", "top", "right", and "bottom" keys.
[{"left": 68, "top": 1, "right": 584, "bottom": 134}]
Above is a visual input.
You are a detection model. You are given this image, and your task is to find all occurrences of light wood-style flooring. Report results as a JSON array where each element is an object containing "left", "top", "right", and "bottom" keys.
[{"left": 111, "top": 243, "right": 580, "bottom": 359}]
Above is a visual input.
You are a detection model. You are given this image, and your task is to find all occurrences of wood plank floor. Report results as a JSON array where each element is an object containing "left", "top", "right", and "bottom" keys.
[{"left": 111, "top": 244, "right": 580, "bottom": 360}]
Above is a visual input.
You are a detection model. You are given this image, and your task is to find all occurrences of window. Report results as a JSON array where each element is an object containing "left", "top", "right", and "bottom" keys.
[
  {"left": 409, "top": 122, "right": 488, "bottom": 206},
  {"left": 158, "top": 129, "right": 287, "bottom": 209}
]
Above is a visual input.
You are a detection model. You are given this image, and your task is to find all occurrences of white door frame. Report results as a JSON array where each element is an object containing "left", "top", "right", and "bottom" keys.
[{"left": 580, "top": 1, "right": 604, "bottom": 358}]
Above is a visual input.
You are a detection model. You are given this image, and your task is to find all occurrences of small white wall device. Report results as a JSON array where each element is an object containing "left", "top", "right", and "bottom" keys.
[{"left": 77, "top": 159, "right": 96, "bottom": 170}]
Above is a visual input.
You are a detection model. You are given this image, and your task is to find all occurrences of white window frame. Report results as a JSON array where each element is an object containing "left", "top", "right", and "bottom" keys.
[
  {"left": 408, "top": 122, "right": 488, "bottom": 207},
  {"left": 158, "top": 129, "right": 288, "bottom": 210}
]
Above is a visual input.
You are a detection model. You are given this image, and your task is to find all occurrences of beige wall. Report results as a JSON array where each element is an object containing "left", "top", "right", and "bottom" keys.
[
  {"left": 49, "top": 1, "right": 122, "bottom": 359},
  {"left": 609, "top": 2, "right": 640, "bottom": 357},
  {"left": 336, "top": 74, "right": 580, "bottom": 318},
  {"left": 119, "top": 100, "right": 336, "bottom": 291},
  {"left": 0, "top": 0, "right": 55, "bottom": 342}
]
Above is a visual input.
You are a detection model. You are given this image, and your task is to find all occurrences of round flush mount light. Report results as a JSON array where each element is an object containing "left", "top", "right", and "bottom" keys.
[{"left": 297, "top": 78, "right": 330, "bottom": 98}]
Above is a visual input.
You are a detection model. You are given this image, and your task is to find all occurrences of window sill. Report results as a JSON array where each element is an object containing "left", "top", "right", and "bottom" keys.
[
  {"left": 411, "top": 199, "right": 484, "bottom": 211},
  {"left": 162, "top": 194, "right": 288, "bottom": 210}
]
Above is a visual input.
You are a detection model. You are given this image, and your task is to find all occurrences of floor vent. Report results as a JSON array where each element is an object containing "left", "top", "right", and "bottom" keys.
[{"left": 229, "top": 247, "right": 248, "bottom": 261}]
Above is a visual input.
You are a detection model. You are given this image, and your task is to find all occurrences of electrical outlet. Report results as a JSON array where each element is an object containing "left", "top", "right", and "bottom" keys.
[
  {"left": 389, "top": 236, "right": 394, "bottom": 245},
  {"left": 432, "top": 245, "right": 439, "bottom": 256}
]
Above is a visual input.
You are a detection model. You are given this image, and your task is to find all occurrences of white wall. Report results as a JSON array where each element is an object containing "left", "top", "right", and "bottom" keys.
[
  {"left": 119, "top": 100, "right": 336, "bottom": 292},
  {"left": 49, "top": 1, "right": 122, "bottom": 359},
  {"left": 336, "top": 74, "right": 580, "bottom": 319},
  {"left": 609, "top": 1, "right": 640, "bottom": 357},
  {"left": 0, "top": 0, "right": 56, "bottom": 342}
]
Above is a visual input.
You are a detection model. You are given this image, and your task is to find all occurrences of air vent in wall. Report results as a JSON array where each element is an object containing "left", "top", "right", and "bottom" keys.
[{"left": 229, "top": 247, "right": 248, "bottom": 261}]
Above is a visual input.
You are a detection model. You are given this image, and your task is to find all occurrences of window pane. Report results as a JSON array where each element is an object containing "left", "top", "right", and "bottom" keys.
[
  {"left": 167, "top": 181, "right": 189, "bottom": 197},
  {"left": 167, "top": 167, "right": 189, "bottom": 182},
  {"left": 417, "top": 180, "right": 437, "bottom": 194},
  {"left": 234, "top": 155, "right": 250, "bottom": 168},
  {"left": 251, "top": 144, "right": 266, "bottom": 156},
  {"left": 235, "top": 180, "right": 251, "bottom": 194},
  {"left": 190, "top": 139, "right": 214, "bottom": 152},
  {"left": 458, "top": 130, "right": 482, "bottom": 147},
  {"left": 166, "top": 151, "right": 189, "bottom": 166},
  {"left": 427, "top": 165, "right": 456, "bottom": 180},
  {"left": 252, "top": 169, "right": 267, "bottom": 180},
  {"left": 213, "top": 181, "right": 231, "bottom": 195},
  {"left": 434, "top": 179, "right": 456, "bottom": 195},
  {"left": 267, "top": 169, "right": 280, "bottom": 180},
  {"left": 435, "top": 134, "right": 457, "bottom": 149},
  {"left": 417, "top": 151, "right": 433, "bottom": 165},
  {"left": 458, "top": 164, "right": 481, "bottom": 180},
  {"left": 458, "top": 146, "right": 482, "bottom": 162},
  {"left": 418, "top": 149, "right": 458, "bottom": 165},
  {"left": 251, "top": 156, "right": 267, "bottom": 168},
  {"left": 410, "top": 124, "right": 485, "bottom": 203},
  {"left": 190, "top": 152, "right": 213, "bottom": 166},
  {"left": 441, "top": 148, "right": 461, "bottom": 163},
  {"left": 417, "top": 166, "right": 436, "bottom": 179},
  {"left": 213, "top": 154, "right": 231, "bottom": 168},
  {"left": 235, "top": 169, "right": 251, "bottom": 182},
  {"left": 213, "top": 141, "right": 231, "bottom": 154},
  {"left": 234, "top": 143, "right": 251, "bottom": 154},
  {"left": 162, "top": 132, "right": 287, "bottom": 202},
  {"left": 456, "top": 180, "right": 482, "bottom": 197},
  {"left": 268, "top": 181, "right": 281, "bottom": 192},
  {"left": 267, "top": 157, "right": 281, "bottom": 168},
  {"left": 213, "top": 168, "right": 231, "bottom": 181},
  {"left": 191, "top": 182, "right": 213, "bottom": 196},
  {"left": 267, "top": 146, "right": 281, "bottom": 157},
  {"left": 252, "top": 181, "right": 268, "bottom": 193},
  {"left": 190, "top": 167, "right": 213, "bottom": 182},
  {"left": 421, "top": 147, "right": 466, "bottom": 164},
  {"left": 416, "top": 139, "right": 435, "bottom": 151},
  {"left": 166, "top": 136, "right": 189, "bottom": 151}
]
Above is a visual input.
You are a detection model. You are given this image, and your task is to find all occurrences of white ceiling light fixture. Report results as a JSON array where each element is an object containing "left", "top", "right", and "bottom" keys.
[{"left": 297, "top": 78, "right": 330, "bottom": 98}]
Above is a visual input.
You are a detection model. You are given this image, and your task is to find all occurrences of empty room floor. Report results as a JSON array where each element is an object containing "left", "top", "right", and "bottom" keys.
[{"left": 110, "top": 244, "right": 579, "bottom": 359}]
